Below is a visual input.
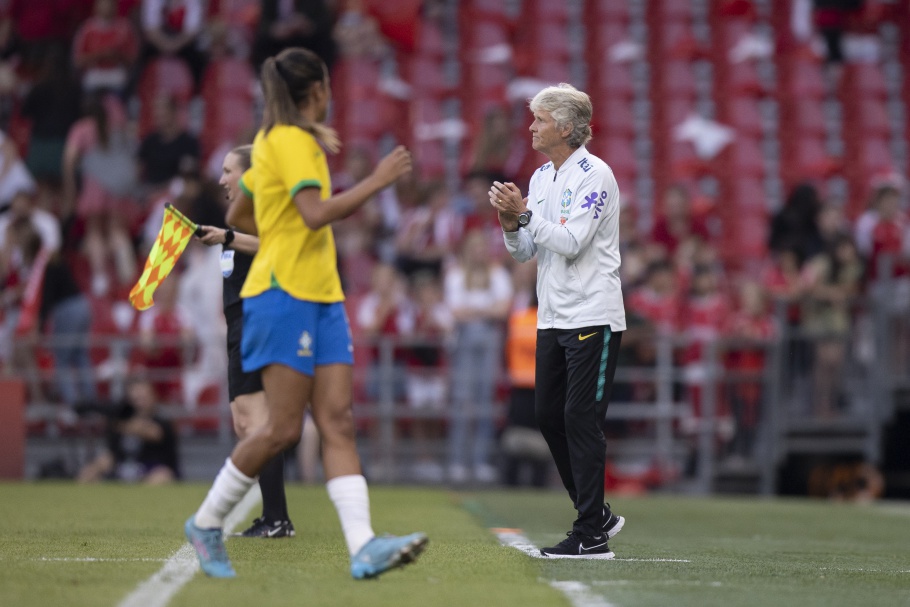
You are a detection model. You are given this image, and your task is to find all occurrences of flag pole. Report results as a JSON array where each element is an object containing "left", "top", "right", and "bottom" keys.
[{"left": 164, "top": 202, "right": 203, "bottom": 236}]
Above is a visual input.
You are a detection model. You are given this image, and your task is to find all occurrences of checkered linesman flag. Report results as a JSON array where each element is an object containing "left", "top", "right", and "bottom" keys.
[{"left": 128, "top": 203, "right": 199, "bottom": 311}]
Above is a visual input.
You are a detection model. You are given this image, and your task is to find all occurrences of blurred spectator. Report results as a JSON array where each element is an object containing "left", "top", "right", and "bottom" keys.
[
  {"left": 401, "top": 271, "right": 453, "bottom": 481},
  {"left": 812, "top": 0, "right": 864, "bottom": 78},
  {"left": 15, "top": 224, "right": 97, "bottom": 407},
  {"left": 77, "top": 376, "right": 179, "bottom": 484},
  {"left": 866, "top": 185, "right": 908, "bottom": 280},
  {"left": 20, "top": 48, "right": 82, "bottom": 186},
  {"left": 140, "top": 0, "right": 205, "bottom": 85},
  {"left": 802, "top": 235, "right": 864, "bottom": 418},
  {"left": 501, "top": 286, "right": 549, "bottom": 487},
  {"left": 135, "top": 275, "right": 197, "bottom": 402},
  {"left": 0, "top": 189, "right": 61, "bottom": 255},
  {"left": 680, "top": 264, "right": 734, "bottom": 442},
  {"left": 356, "top": 262, "right": 411, "bottom": 402},
  {"left": 651, "top": 185, "right": 711, "bottom": 257},
  {"left": 465, "top": 107, "right": 515, "bottom": 179},
  {"left": 72, "top": 0, "right": 139, "bottom": 94},
  {"left": 627, "top": 260, "right": 681, "bottom": 334},
  {"left": 394, "top": 181, "right": 460, "bottom": 279},
  {"left": 726, "top": 281, "right": 776, "bottom": 459},
  {"left": 854, "top": 182, "right": 903, "bottom": 259},
  {"left": 444, "top": 229, "right": 512, "bottom": 483},
  {"left": 252, "top": 0, "right": 337, "bottom": 69},
  {"left": 0, "top": 129, "right": 36, "bottom": 211},
  {"left": 333, "top": 0, "right": 388, "bottom": 59},
  {"left": 454, "top": 170, "right": 509, "bottom": 262},
  {"left": 137, "top": 95, "right": 200, "bottom": 189},
  {"left": 62, "top": 93, "right": 138, "bottom": 296},
  {"left": 9, "top": 0, "right": 82, "bottom": 73},
  {"left": 769, "top": 183, "right": 824, "bottom": 263}
]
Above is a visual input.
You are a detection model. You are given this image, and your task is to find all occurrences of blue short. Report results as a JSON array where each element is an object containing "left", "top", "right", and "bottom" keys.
[{"left": 241, "top": 289, "right": 354, "bottom": 377}]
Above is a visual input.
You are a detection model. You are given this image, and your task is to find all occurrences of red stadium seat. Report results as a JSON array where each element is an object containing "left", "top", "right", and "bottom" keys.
[
  {"left": 720, "top": 136, "right": 765, "bottom": 178},
  {"left": 406, "top": 57, "right": 452, "bottom": 98},
  {"left": 590, "top": 63, "right": 635, "bottom": 101},
  {"left": 780, "top": 59, "right": 826, "bottom": 100},
  {"left": 587, "top": 0, "right": 631, "bottom": 24},
  {"left": 780, "top": 99, "right": 827, "bottom": 137},
  {"left": 843, "top": 99, "right": 891, "bottom": 138},
  {"left": 596, "top": 99, "right": 636, "bottom": 139},
  {"left": 841, "top": 64, "right": 888, "bottom": 100},
  {"left": 414, "top": 21, "right": 446, "bottom": 59},
  {"left": 586, "top": 22, "right": 631, "bottom": 57},
  {"left": 720, "top": 97, "right": 764, "bottom": 138},
  {"left": 201, "top": 58, "right": 255, "bottom": 101},
  {"left": 654, "top": 61, "right": 698, "bottom": 101}
]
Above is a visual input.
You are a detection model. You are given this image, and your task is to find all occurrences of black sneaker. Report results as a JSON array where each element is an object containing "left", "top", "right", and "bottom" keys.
[
  {"left": 233, "top": 516, "right": 296, "bottom": 538},
  {"left": 540, "top": 532, "right": 614, "bottom": 559},
  {"left": 602, "top": 503, "right": 625, "bottom": 539}
]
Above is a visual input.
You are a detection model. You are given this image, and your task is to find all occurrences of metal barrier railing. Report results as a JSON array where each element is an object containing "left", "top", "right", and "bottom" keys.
[{"left": 8, "top": 273, "right": 910, "bottom": 491}]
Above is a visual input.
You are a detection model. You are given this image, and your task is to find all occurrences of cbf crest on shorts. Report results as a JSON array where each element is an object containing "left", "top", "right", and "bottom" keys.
[{"left": 560, "top": 188, "right": 572, "bottom": 225}]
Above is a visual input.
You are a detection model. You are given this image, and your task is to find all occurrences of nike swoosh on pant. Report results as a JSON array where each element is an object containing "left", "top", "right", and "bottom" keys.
[{"left": 579, "top": 332, "right": 598, "bottom": 341}]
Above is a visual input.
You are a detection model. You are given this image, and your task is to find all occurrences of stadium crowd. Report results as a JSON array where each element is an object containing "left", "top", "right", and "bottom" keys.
[{"left": 0, "top": 0, "right": 907, "bottom": 486}]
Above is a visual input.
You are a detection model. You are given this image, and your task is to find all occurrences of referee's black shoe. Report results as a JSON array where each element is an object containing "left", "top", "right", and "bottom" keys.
[
  {"left": 603, "top": 503, "right": 625, "bottom": 539},
  {"left": 234, "top": 517, "right": 296, "bottom": 538},
  {"left": 540, "top": 531, "right": 614, "bottom": 559}
]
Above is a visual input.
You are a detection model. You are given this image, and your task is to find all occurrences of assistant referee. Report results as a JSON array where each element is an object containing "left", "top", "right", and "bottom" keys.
[
  {"left": 196, "top": 144, "right": 294, "bottom": 538},
  {"left": 491, "top": 83, "right": 626, "bottom": 559}
]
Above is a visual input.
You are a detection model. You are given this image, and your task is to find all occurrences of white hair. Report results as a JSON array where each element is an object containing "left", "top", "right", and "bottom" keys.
[{"left": 529, "top": 83, "right": 593, "bottom": 148}]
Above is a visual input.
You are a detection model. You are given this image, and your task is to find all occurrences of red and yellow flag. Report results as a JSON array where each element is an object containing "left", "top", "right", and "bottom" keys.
[{"left": 129, "top": 203, "right": 198, "bottom": 311}]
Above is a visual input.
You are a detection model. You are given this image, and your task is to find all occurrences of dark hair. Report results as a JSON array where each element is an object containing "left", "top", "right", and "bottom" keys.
[
  {"left": 260, "top": 48, "right": 339, "bottom": 152},
  {"left": 84, "top": 94, "right": 109, "bottom": 149},
  {"left": 230, "top": 144, "right": 252, "bottom": 172}
]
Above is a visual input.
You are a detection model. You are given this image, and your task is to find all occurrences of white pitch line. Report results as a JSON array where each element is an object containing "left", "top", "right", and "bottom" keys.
[
  {"left": 613, "top": 558, "right": 691, "bottom": 563},
  {"left": 116, "top": 485, "right": 262, "bottom": 607},
  {"left": 35, "top": 558, "right": 167, "bottom": 563},
  {"left": 494, "top": 529, "right": 616, "bottom": 607},
  {"left": 549, "top": 580, "right": 618, "bottom": 607}
]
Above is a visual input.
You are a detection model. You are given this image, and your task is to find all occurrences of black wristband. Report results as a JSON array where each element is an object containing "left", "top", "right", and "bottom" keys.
[{"left": 223, "top": 228, "right": 235, "bottom": 248}]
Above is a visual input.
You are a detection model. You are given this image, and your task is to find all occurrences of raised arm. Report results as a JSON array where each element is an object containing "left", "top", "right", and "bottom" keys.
[{"left": 294, "top": 146, "right": 411, "bottom": 231}]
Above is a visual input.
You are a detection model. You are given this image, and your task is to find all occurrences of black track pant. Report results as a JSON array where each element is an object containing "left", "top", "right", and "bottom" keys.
[{"left": 535, "top": 325, "right": 623, "bottom": 537}]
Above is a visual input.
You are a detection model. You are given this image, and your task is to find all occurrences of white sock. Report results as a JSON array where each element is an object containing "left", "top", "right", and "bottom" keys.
[
  {"left": 327, "top": 474, "right": 375, "bottom": 556},
  {"left": 194, "top": 458, "right": 256, "bottom": 529}
]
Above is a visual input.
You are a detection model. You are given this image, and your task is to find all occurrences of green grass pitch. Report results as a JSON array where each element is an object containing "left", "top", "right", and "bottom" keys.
[{"left": 0, "top": 483, "right": 908, "bottom": 607}]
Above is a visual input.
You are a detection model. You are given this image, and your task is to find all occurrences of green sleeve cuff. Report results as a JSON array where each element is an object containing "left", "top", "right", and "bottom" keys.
[
  {"left": 290, "top": 179, "right": 321, "bottom": 198},
  {"left": 238, "top": 178, "right": 253, "bottom": 200}
]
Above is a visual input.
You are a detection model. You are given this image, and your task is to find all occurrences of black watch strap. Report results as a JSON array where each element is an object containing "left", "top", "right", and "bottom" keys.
[{"left": 223, "top": 228, "right": 235, "bottom": 248}]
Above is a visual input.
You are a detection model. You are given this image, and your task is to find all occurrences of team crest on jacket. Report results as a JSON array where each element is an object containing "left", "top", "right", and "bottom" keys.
[{"left": 560, "top": 188, "right": 572, "bottom": 224}]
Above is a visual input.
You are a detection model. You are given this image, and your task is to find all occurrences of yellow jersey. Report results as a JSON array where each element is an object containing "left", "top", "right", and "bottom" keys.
[{"left": 238, "top": 125, "right": 343, "bottom": 302}]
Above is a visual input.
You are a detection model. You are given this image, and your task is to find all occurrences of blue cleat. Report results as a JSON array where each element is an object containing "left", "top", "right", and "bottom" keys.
[
  {"left": 350, "top": 532, "right": 428, "bottom": 580},
  {"left": 184, "top": 516, "right": 236, "bottom": 578}
]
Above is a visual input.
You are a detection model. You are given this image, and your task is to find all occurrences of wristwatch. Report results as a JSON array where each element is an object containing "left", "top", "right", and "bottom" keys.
[
  {"left": 223, "top": 228, "right": 235, "bottom": 248},
  {"left": 517, "top": 210, "right": 533, "bottom": 228}
]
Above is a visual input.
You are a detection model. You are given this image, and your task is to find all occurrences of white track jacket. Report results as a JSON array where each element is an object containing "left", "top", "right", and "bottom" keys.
[{"left": 503, "top": 145, "right": 627, "bottom": 331}]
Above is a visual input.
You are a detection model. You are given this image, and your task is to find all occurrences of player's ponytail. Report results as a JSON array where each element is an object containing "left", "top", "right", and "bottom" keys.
[{"left": 260, "top": 48, "right": 340, "bottom": 153}]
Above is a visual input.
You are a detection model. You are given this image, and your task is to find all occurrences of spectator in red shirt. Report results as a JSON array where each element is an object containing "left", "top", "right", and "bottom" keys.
[
  {"left": 135, "top": 273, "right": 197, "bottom": 402},
  {"left": 72, "top": 0, "right": 139, "bottom": 94},
  {"left": 10, "top": 0, "right": 82, "bottom": 72},
  {"left": 140, "top": 0, "right": 205, "bottom": 85},
  {"left": 867, "top": 185, "right": 908, "bottom": 280},
  {"left": 394, "top": 181, "right": 461, "bottom": 279},
  {"left": 726, "top": 280, "right": 776, "bottom": 459},
  {"left": 651, "top": 184, "right": 711, "bottom": 257},
  {"left": 627, "top": 260, "right": 681, "bottom": 334}
]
